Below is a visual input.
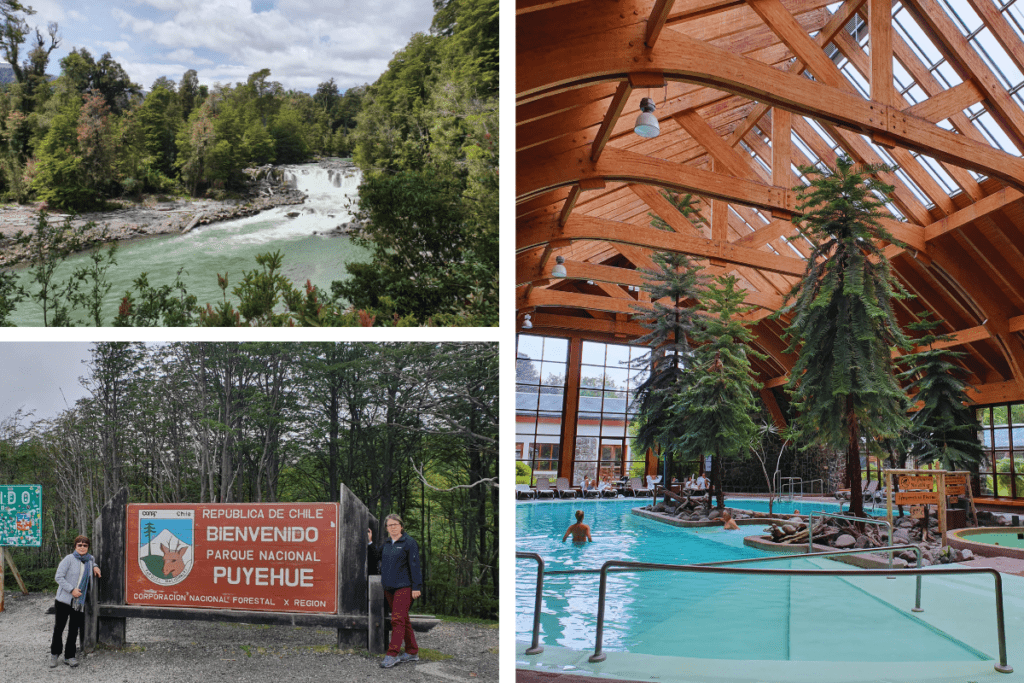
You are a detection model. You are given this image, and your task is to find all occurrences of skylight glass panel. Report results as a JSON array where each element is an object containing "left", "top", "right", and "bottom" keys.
[
  {"left": 1002, "top": 1, "right": 1024, "bottom": 42},
  {"left": 939, "top": 0, "right": 983, "bottom": 36},
  {"left": 934, "top": 61, "right": 963, "bottom": 87},
  {"left": 936, "top": 118, "right": 955, "bottom": 130},
  {"left": 893, "top": 9, "right": 945, "bottom": 66},
  {"left": 914, "top": 153, "right": 959, "bottom": 195},
  {"left": 972, "top": 28, "right": 1024, "bottom": 89},
  {"left": 906, "top": 84, "right": 929, "bottom": 104},
  {"left": 805, "top": 118, "right": 838, "bottom": 151},
  {"left": 892, "top": 165, "right": 933, "bottom": 207},
  {"left": 975, "top": 110, "right": 1019, "bottom": 153},
  {"left": 841, "top": 62, "right": 871, "bottom": 97}
]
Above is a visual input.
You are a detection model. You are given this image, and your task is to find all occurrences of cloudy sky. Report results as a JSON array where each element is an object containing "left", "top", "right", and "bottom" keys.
[
  {"left": 0, "top": 343, "right": 95, "bottom": 422},
  {"left": 18, "top": 0, "right": 436, "bottom": 93}
]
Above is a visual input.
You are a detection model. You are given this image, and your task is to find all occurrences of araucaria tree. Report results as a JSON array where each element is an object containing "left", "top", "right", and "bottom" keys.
[
  {"left": 899, "top": 313, "right": 984, "bottom": 472},
  {"left": 779, "top": 157, "right": 911, "bottom": 518},
  {"left": 631, "top": 192, "right": 706, "bottom": 492},
  {"left": 677, "top": 275, "right": 764, "bottom": 509}
]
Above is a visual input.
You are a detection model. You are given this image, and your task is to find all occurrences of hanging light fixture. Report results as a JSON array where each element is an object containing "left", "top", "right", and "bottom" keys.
[
  {"left": 551, "top": 255, "right": 567, "bottom": 278},
  {"left": 634, "top": 97, "right": 659, "bottom": 138},
  {"left": 522, "top": 314, "right": 533, "bottom": 330}
]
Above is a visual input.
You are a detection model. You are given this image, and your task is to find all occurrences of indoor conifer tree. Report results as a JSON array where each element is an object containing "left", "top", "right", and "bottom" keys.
[
  {"left": 630, "top": 192, "right": 706, "bottom": 492},
  {"left": 779, "top": 157, "right": 911, "bottom": 517},
  {"left": 899, "top": 312, "right": 984, "bottom": 472},
  {"left": 676, "top": 274, "right": 764, "bottom": 509}
]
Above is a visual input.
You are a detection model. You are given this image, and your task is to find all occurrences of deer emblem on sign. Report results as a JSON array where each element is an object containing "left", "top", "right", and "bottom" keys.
[{"left": 160, "top": 543, "right": 190, "bottom": 578}]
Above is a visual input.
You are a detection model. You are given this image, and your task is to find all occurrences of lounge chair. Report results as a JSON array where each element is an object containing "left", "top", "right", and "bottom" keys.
[
  {"left": 582, "top": 483, "right": 601, "bottom": 498},
  {"left": 835, "top": 480, "right": 868, "bottom": 500},
  {"left": 535, "top": 477, "right": 556, "bottom": 498},
  {"left": 516, "top": 484, "right": 536, "bottom": 500},
  {"left": 628, "top": 476, "right": 653, "bottom": 497},
  {"left": 646, "top": 475, "right": 663, "bottom": 495},
  {"left": 598, "top": 481, "right": 617, "bottom": 497},
  {"left": 555, "top": 477, "right": 578, "bottom": 498}
]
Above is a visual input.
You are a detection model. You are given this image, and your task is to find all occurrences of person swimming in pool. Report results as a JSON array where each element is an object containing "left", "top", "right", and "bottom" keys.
[
  {"left": 721, "top": 511, "right": 739, "bottom": 530},
  {"left": 562, "top": 510, "right": 593, "bottom": 544}
]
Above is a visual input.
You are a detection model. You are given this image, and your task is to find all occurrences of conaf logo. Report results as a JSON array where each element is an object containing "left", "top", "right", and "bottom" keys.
[{"left": 138, "top": 510, "right": 194, "bottom": 586}]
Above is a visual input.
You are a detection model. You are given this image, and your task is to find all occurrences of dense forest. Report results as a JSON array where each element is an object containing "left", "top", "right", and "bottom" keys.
[
  {"left": 0, "top": 0, "right": 498, "bottom": 325},
  {"left": 0, "top": 342, "right": 499, "bottom": 619}
]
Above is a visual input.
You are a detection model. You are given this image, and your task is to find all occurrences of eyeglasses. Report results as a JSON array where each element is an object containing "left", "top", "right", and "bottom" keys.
[
  {"left": 385, "top": 523, "right": 401, "bottom": 528},
  {"left": 75, "top": 543, "right": 89, "bottom": 548}
]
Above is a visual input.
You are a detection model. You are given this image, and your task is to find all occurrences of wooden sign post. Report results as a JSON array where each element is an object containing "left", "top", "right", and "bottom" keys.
[{"left": 885, "top": 468, "right": 976, "bottom": 546}]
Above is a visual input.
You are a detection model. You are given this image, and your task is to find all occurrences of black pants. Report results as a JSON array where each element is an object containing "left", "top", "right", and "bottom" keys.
[{"left": 51, "top": 600, "right": 83, "bottom": 659}]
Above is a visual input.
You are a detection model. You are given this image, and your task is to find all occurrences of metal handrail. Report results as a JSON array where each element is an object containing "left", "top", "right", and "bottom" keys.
[
  {"left": 515, "top": 552, "right": 544, "bottom": 655},
  {"left": 587, "top": 560, "right": 1011, "bottom": 673},
  {"left": 808, "top": 512, "right": 895, "bottom": 572}
]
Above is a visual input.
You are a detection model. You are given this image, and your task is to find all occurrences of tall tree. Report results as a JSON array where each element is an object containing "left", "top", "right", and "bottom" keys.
[
  {"left": 899, "top": 313, "right": 984, "bottom": 471},
  {"left": 630, "top": 192, "right": 707, "bottom": 488},
  {"left": 778, "top": 157, "right": 912, "bottom": 517},
  {"left": 676, "top": 275, "right": 764, "bottom": 509}
]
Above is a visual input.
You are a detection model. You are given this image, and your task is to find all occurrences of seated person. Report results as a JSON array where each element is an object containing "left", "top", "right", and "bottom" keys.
[
  {"left": 721, "top": 511, "right": 739, "bottom": 530},
  {"left": 562, "top": 510, "right": 592, "bottom": 544}
]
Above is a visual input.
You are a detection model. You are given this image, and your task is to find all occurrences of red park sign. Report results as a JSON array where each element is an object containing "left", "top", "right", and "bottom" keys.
[{"left": 126, "top": 503, "right": 339, "bottom": 614}]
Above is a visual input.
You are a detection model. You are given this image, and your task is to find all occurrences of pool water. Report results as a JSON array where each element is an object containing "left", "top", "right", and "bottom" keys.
[
  {"left": 517, "top": 499, "right": 988, "bottom": 662},
  {"left": 958, "top": 530, "right": 1024, "bottom": 548}
]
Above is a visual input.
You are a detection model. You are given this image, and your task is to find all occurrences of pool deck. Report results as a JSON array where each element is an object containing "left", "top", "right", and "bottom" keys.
[{"left": 518, "top": 536, "right": 1024, "bottom": 683}]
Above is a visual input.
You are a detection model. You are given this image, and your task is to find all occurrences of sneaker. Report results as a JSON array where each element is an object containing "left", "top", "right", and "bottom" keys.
[
  {"left": 398, "top": 653, "right": 419, "bottom": 663},
  {"left": 379, "top": 655, "right": 400, "bottom": 668},
  {"left": 66, "top": 658, "right": 78, "bottom": 668},
  {"left": 49, "top": 655, "right": 59, "bottom": 668}
]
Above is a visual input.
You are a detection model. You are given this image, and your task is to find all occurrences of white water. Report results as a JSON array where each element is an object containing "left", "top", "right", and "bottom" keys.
[{"left": 8, "top": 163, "right": 371, "bottom": 326}]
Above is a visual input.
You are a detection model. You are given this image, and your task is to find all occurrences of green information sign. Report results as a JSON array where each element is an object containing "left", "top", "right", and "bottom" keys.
[{"left": 0, "top": 485, "right": 42, "bottom": 547}]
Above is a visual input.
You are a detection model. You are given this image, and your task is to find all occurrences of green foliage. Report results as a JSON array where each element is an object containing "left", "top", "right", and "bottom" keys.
[
  {"left": 631, "top": 193, "right": 708, "bottom": 475},
  {"left": 898, "top": 312, "right": 984, "bottom": 471},
  {"left": 114, "top": 269, "right": 200, "bottom": 327},
  {"left": 777, "top": 157, "right": 912, "bottom": 516},
  {"left": 676, "top": 275, "right": 765, "bottom": 509},
  {"left": 0, "top": 266, "right": 25, "bottom": 325},
  {"left": 12, "top": 213, "right": 113, "bottom": 326},
  {"left": 335, "top": 169, "right": 472, "bottom": 321}
]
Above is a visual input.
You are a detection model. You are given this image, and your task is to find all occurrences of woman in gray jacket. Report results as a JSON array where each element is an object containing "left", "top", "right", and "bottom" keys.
[{"left": 50, "top": 535, "right": 101, "bottom": 668}]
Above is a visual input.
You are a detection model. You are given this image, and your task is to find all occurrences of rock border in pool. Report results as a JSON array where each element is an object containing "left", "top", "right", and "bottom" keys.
[{"left": 634, "top": 504, "right": 979, "bottom": 569}]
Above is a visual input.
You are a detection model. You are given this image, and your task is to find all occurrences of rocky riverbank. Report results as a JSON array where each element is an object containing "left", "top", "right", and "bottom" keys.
[{"left": 0, "top": 158, "right": 359, "bottom": 268}]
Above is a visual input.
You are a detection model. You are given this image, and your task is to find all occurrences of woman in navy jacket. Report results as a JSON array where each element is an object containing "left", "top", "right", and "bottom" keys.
[{"left": 368, "top": 514, "right": 423, "bottom": 668}]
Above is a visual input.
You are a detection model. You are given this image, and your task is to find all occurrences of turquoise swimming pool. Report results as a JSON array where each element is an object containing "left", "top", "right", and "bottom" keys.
[{"left": 516, "top": 498, "right": 988, "bottom": 662}]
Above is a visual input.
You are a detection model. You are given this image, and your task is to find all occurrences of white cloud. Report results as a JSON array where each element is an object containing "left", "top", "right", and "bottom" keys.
[{"left": 23, "top": 0, "right": 435, "bottom": 93}]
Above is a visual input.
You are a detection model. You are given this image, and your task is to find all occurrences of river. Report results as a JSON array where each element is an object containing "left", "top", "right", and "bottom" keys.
[{"left": 6, "top": 163, "right": 371, "bottom": 326}]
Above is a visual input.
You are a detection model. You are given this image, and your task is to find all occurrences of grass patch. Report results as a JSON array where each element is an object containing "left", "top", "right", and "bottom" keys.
[
  {"left": 438, "top": 618, "right": 497, "bottom": 626},
  {"left": 417, "top": 648, "right": 453, "bottom": 662}
]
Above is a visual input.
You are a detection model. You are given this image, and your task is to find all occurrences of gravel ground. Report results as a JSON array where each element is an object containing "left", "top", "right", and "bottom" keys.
[{"left": 0, "top": 592, "right": 498, "bottom": 682}]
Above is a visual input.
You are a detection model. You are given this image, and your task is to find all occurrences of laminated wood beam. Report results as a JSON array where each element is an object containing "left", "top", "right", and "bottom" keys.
[
  {"left": 518, "top": 145, "right": 796, "bottom": 210},
  {"left": 967, "top": 380, "right": 1024, "bottom": 406},
  {"left": 728, "top": 0, "right": 868, "bottom": 145},
  {"left": 530, "top": 312, "right": 649, "bottom": 337},
  {"left": 518, "top": 214, "right": 809, "bottom": 276},
  {"left": 646, "top": 0, "right": 678, "bottom": 46},
  {"left": 523, "top": 288, "right": 646, "bottom": 316},
  {"left": 869, "top": 0, "right": 893, "bottom": 108},
  {"left": 902, "top": 80, "right": 985, "bottom": 124},
  {"left": 592, "top": 81, "right": 632, "bottom": 162},
  {"left": 516, "top": 26, "right": 1024, "bottom": 191},
  {"left": 924, "top": 188, "right": 1024, "bottom": 242},
  {"left": 901, "top": 0, "right": 1024, "bottom": 153},
  {"left": 675, "top": 109, "right": 761, "bottom": 181}
]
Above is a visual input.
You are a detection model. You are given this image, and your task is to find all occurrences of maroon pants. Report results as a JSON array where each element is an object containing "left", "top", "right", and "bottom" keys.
[{"left": 385, "top": 587, "right": 418, "bottom": 656}]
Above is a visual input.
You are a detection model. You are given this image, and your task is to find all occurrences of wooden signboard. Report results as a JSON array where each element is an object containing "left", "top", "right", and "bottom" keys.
[
  {"left": 910, "top": 505, "right": 925, "bottom": 519},
  {"left": 895, "top": 491, "right": 939, "bottom": 505},
  {"left": 949, "top": 496, "right": 959, "bottom": 504},
  {"left": 946, "top": 485, "right": 965, "bottom": 496},
  {"left": 899, "top": 476, "right": 934, "bottom": 490},
  {"left": 126, "top": 503, "right": 338, "bottom": 614}
]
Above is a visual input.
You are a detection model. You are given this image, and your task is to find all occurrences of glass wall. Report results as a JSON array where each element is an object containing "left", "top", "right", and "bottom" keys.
[
  {"left": 573, "top": 341, "right": 646, "bottom": 486},
  {"left": 977, "top": 402, "right": 1024, "bottom": 497},
  {"left": 515, "top": 335, "right": 569, "bottom": 486}
]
